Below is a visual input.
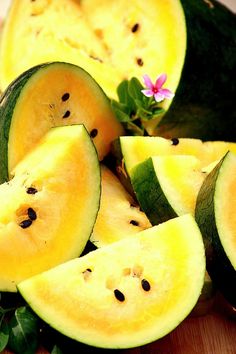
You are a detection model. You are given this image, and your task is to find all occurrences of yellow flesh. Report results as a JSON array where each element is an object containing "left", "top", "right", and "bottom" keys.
[
  {"left": 0, "top": 0, "right": 186, "bottom": 101},
  {"left": 120, "top": 136, "right": 236, "bottom": 174},
  {"left": 18, "top": 215, "right": 205, "bottom": 349},
  {"left": 215, "top": 152, "right": 236, "bottom": 269},
  {"left": 8, "top": 63, "right": 123, "bottom": 173},
  {"left": 91, "top": 165, "right": 151, "bottom": 247},
  {"left": 0, "top": 125, "right": 100, "bottom": 291},
  {"left": 152, "top": 155, "right": 205, "bottom": 216}
]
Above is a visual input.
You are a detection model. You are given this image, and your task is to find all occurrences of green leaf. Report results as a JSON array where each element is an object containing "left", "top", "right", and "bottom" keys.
[
  {"left": 51, "top": 344, "right": 63, "bottom": 354},
  {"left": 0, "top": 319, "right": 9, "bottom": 352},
  {"left": 128, "top": 77, "right": 143, "bottom": 101},
  {"left": 117, "top": 80, "right": 136, "bottom": 113},
  {"left": 8, "top": 306, "right": 39, "bottom": 354},
  {"left": 117, "top": 80, "right": 129, "bottom": 103},
  {"left": 133, "top": 99, "right": 145, "bottom": 109},
  {"left": 152, "top": 107, "right": 165, "bottom": 116},
  {"left": 114, "top": 110, "right": 131, "bottom": 123},
  {"left": 136, "top": 103, "right": 152, "bottom": 115},
  {"left": 111, "top": 100, "right": 129, "bottom": 115},
  {"left": 111, "top": 101, "right": 131, "bottom": 123},
  {"left": 125, "top": 121, "right": 145, "bottom": 136}
]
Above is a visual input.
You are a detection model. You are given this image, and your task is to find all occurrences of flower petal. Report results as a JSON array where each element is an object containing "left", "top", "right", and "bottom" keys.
[
  {"left": 154, "top": 92, "right": 165, "bottom": 102},
  {"left": 141, "top": 89, "right": 154, "bottom": 97},
  {"left": 159, "top": 88, "right": 175, "bottom": 99},
  {"left": 142, "top": 74, "right": 153, "bottom": 89},
  {"left": 155, "top": 73, "right": 167, "bottom": 89}
]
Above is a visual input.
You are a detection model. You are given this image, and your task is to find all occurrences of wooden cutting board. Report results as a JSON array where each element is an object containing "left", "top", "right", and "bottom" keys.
[
  {"left": 121, "top": 294, "right": 236, "bottom": 354},
  {"left": 122, "top": 314, "right": 236, "bottom": 354}
]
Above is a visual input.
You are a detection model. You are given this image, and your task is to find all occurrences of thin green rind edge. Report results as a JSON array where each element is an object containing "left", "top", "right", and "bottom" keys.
[
  {"left": 195, "top": 151, "right": 236, "bottom": 307},
  {"left": 0, "top": 64, "right": 44, "bottom": 183},
  {"left": 130, "top": 157, "right": 177, "bottom": 225}
]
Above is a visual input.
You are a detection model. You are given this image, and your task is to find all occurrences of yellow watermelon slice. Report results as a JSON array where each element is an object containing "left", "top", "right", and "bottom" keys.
[{"left": 18, "top": 214, "right": 205, "bottom": 349}]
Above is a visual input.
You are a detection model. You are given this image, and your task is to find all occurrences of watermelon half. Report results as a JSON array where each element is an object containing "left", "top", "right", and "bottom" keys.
[{"left": 18, "top": 214, "right": 205, "bottom": 349}]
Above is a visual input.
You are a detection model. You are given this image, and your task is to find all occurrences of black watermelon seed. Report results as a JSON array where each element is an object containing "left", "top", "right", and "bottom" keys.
[
  {"left": 130, "top": 220, "right": 139, "bottom": 226},
  {"left": 85, "top": 268, "right": 92, "bottom": 273},
  {"left": 19, "top": 219, "right": 32, "bottom": 229},
  {"left": 90, "top": 129, "right": 98, "bottom": 138},
  {"left": 131, "top": 23, "right": 139, "bottom": 33},
  {"left": 136, "top": 58, "right": 143, "bottom": 66},
  {"left": 61, "top": 93, "right": 70, "bottom": 101},
  {"left": 28, "top": 207, "right": 37, "bottom": 221},
  {"left": 89, "top": 54, "right": 103, "bottom": 63},
  {"left": 114, "top": 289, "right": 125, "bottom": 302},
  {"left": 26, "top": 187, "right": 38, "bottom": 194},
  {"left": 82, "top": 268, "right": 92, "bottom": 279},
  {"left": 171, "top": 137, "right": 179, "bottom": 146},
  {"left": 62, "top": 110, "right": 71, "bottom": 118},
  {"left": 141, "top": 279, "right": 151, "bottom": 292}
]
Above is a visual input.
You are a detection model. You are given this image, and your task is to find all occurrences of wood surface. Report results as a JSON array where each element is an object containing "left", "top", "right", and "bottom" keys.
[{"left": 121, "top": 294, "right": 236, "bottom": 354}]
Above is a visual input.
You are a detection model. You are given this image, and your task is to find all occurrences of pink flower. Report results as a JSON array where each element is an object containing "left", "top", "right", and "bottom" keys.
[{"left": 141, "top": 74, "right": 175, "bottom": 102}]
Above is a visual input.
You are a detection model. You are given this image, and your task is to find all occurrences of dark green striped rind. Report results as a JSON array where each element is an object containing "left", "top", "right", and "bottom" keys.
[
  {"left": 155, "top": 0, "right": 236, "bottom": 141},
  {"left": 0, "top": 63, "right": 49, "bottom": 183},
  {"left": 195, "top": 152, "right": 236, "bottom": 307},
  {"left": 130, "top": 158, "right": 177, "bottom": 225}
]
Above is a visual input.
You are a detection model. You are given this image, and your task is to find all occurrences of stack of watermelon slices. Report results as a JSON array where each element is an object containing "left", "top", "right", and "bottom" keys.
[
  {"left": 0, "top": 0, "right": 235, "bottom": 351},
  {"left": 0, "top": 61, "right": 206, "bottom": 350},
  {"left": 0, "top": 60, "right": 235, "bottom": 352}
]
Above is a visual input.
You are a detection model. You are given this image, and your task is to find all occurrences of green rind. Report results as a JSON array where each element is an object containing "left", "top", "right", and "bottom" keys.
[
  {"left": 0, "top": 64, "right": 45, "bottom": 183},
  {"left": 155, "top": 0, "right": 236, "bottom": 141},
  {"left": 0, "top": 61, "right": 123, "bottom": 184},
  {"left": 130, "top": 158, "right": 177, "bottom": 225},
  {"left": 195, "top": 152, "right": 236, "bottom": 307}
]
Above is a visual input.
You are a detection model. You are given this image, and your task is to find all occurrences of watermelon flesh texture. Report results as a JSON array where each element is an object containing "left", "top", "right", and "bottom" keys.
[
  {"left": 0, "top": 62, "right": 123, "bottom": 184},
  {"left": 91, "top": 165, "right": 151, "bottom": 247},
  {"left": 1, "top": 0, "right": 235, "bottom": 142},
  {"left": 0, "top": 125, "right": 100, "bottom": 291},
  {"left": 115, "top": 136, "right": 236, "bottom": 175},
  {"left": 0, "top": 0, "right": 186, "bottom": 105},
  {"left": 18, "top": 214, "right": 205, "bottom": 349}
]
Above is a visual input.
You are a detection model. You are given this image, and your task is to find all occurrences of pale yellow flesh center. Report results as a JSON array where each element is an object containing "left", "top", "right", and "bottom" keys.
[
  {"left": 0, "top": 0, "right": 186, "bottom": 100},
  {"left": 91, "top": 165, "right": 151, "bottom": 247},
  {"left": 0, "top": 126, "right": 100, "bottom": 291},
  {"left": 152, "top": 155, "right": 205, "bottom": 215}
]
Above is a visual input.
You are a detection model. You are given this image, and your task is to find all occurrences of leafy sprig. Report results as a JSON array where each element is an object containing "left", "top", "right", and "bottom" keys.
[
  {"left": 111, "top": 77, "right": 166, "bottom": 136},
  {"left": 0, "top": 310, "right": 9, "bottom": 352},
  {"left": 0, "top": 303, "right": 39, "bottom": 354}
]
